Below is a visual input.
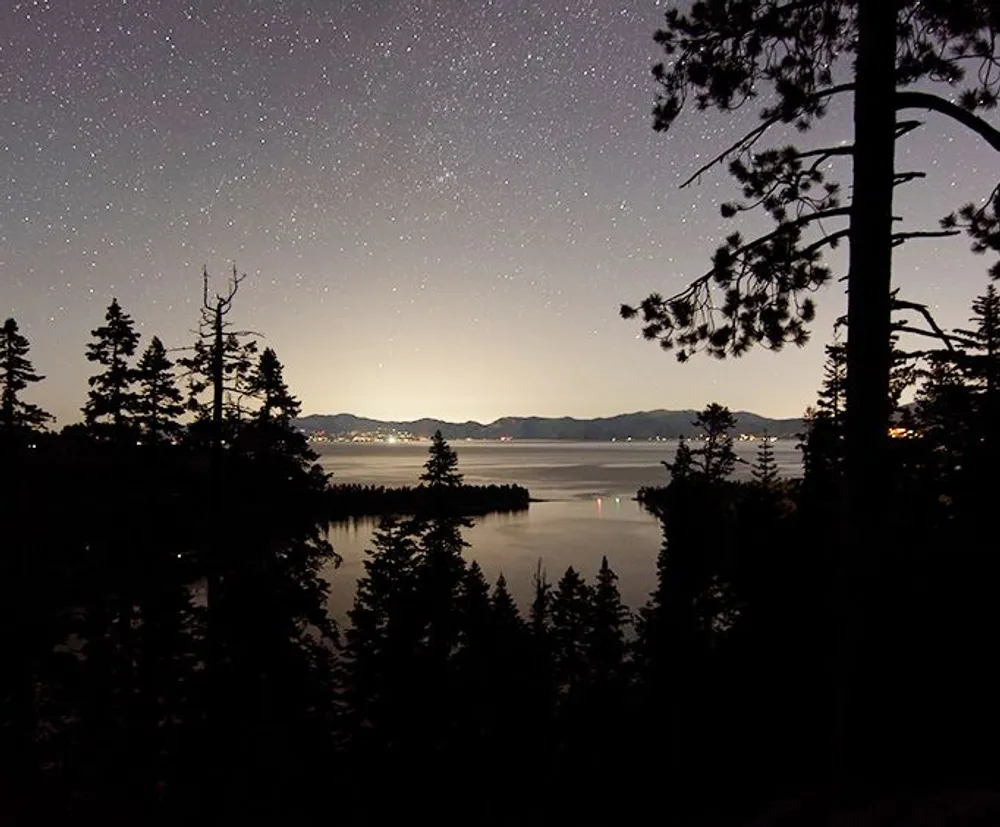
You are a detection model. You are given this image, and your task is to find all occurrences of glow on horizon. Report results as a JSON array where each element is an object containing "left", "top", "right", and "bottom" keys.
[{"left": 3, "top": 2, "right": 995, "bottom": 428}]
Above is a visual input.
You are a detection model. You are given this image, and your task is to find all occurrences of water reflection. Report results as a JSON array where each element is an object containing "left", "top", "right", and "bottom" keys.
[
  {"left": 324, "top": 496, "right": 661, "bottom": 620},
  {"left": 319, "top": 440, "right": 803, "bottom": 619}
]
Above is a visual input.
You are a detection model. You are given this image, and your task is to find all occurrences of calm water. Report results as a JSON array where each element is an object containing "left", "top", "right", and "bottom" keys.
[{"left": 318, "top": 440, "right": 803, "bottom": 618}]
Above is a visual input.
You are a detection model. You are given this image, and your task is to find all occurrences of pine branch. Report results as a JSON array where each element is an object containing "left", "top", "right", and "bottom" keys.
[
  {"left": 637, "top": 207, "right": 851, "bottom": 310},
  {"left": 891, "top": 325, "right": 953, "bottom": 347},
  {"left": 679, "top": 84, "right": 856, "bottom": 188},
  {"left": 795, "top": 145, "right": 854, "bottom": 161},
  {"left": 891, "top": 229, "right": 962, "bottom": 246},
  {"left": 893, "top": 171, "right": 927, "bottom": 186},
  {"left": 895, "top": 120, "right": 923, "bottom": 138},
  {"left": 891, "top": 298, "right": 974, "bottom": 351},
  {"left": 802, "top": 228, "right": 851, "bottom": 257},
  {"left": 896, "top": 91, "right": 1000, "bottom": 153}
]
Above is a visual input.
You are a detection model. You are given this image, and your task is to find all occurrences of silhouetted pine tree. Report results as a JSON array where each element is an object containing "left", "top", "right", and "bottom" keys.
[
  {"left": 490, "top": 573, "right": 522, "bottom": 633},
  {"left": 817, "top": 341, "right": 848, "bottom": 424},
  {"left": 179, "top": 267, "right": 259, "bottom": 450},
  {"left": 751, "top": 437, "right": 779, "bottom": 488},
  {"left": 344, "top": 516, "right": 424, "bottom": 750},
  {"left": 635, "top": 408, "right": 745, "bottom": 802},
  {"left": 248, "top": 346, "right": 299, "bottom": 424},
  {"left": 909, "top": 283, "right": 1000, "bottom": 529},
  {"left": 420, "top": 429, "right": 463, "bottom": 487},
  {"left": 525, "top": 559, "right": 555, "bottom": 765},
  {"left": 240, "top": 346, "right": 315, "bottom": 463},
  {"left": 800, "top": 341, "right": 850, "bottom": 492},
  {"left": 216, "top": 345, "right": 338, "bottom": 808},
  {"left": 580, "top": 556, "right": 632, "bottom": 803},
  {"left": 0, "top": 318, "right": 53, "bottom": 442},
  {"left": 134, "top": 336, "right": 184, "bottom": 444},
  {"left": 409, "top": 430, "right": 471, "bottom": 758},
  {"left": 623, "top": 0, "right": 1000, "bottom": 541},
  {"left": 0, "top": 320, "right": 59, "bottom": 807},
  {"left": 83, "top": 298, "right": 140, "bottom": 438},
  {"left": 589, "top": 556, "right": 630, "bottom": 689},
  {"left": 173, "top": 268, "right": 258, "bottom": 801},
  {"left": 479, "top": 572, "right": 532, "bottom": 808},
  {"left": 662, "top": 435, "right": 694, "bottom": 482},
  {"left": 550, "top": 567, "right": 592, "bottom": 697},
  {"left": 915, "top": 354, "right": 973, "bottom": 482},
  {"left": 622, "top": 7, "right": 1000, "bottom": 776},
  {"left": 458, "top": 560, "right": 492, "bottom": 649},
  {"left": 453, "top": 560, "right": 493, "bottom": 760},
  {"left": 529, "top": 559, "right": 552, "bottom": 641},
  {"left": 956, "top": 283, "right": 1000, "bottom": 446},
  {"left": 691, "top": 403, "right": 739, "bottom": 482}
]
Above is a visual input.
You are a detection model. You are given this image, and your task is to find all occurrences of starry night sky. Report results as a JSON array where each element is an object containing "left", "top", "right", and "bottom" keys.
[{"left": 2, "top": 1, "right": 996, "bottom": 426}]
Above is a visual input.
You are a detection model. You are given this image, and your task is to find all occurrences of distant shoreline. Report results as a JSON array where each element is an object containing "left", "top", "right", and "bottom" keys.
[
  {"left": 308, "top": 435, "right": 800, "bottom": 444},
  {"left": 296, "top": 409, "right": 805, "bottom": 442}
]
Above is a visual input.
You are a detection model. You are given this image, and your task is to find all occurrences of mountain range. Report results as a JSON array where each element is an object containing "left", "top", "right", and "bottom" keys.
[{"left": 294, "top": 410, "right": 805, "bottom": 441}]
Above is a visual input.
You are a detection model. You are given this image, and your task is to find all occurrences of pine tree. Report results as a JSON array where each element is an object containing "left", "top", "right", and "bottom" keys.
[
  {"left": 584, "top": 556, "right": 632, "bottom": 795},
  {"left": 816, "top": 341, "right": 848, "bottom": 425},
  {"left": 550, "top": 566, "right": 593, "bottom": 695},
  {"left": 799, "top": 338, "right": 854, "bottom": 492},
  {"left": 414, "top": 428, "right": 470, "bottom": 670},
  {"left": 248, "top": 346, "right": 301, "bottom": 425},
  {"left": 490, "top": 573, "right": 522, "bottom": 632},
  {"left": 83, "top": 298, "right": 140, "bottom": 436},
  {"left": 662, "top": 436, "right": 694, "bottom": 484},
  {"left": 420, "top": 429, "right": 463, "bottom": 487},
  {"left": 691, "top": 403, "right": 739, "bottom": 482},
  {"left": 458, "top": 560, "right": 492, "bottom": 651},
  {"left": 620, "top": 1, "right": 1000, "bottom": 596},
  {"left": 529, "top": 559, "right": 552, "bottom": 640},
  {"left": 487, "top": 572, "right": 529, "bottom": 757},
  {"left": 751, "top": 436, "right": 779, "bottom": 488},
  {"left": 0, "top": 318, "right": 53, "bottom": 440},
  {"left": 956, "top": 283, "right": 1000, "bottom": 430},
  {"left": 178, "top": 294, "right": 337, "bottom": 803},
  {"left": 179, "top": 267, "right": 259, "bottom": 449},
  {"left": 134, "top": 336, "right": 184, "bottom": 444},
  {"left": 242, "top": 346, "right": 313, "bottom": 462},
  {"left": 455, "top": 560, "right": 493, "bottom": 737},
  {"left": 914, "top": 353, "right": 974, "bottom": 482},
  {"left": 588, "top": 556, "right": 630, "bottom": 687},
  {"left": 345, "top": 516, "right": 424, "bottom": 735},
  {"left": 526, "top": 558, "right": 556, "bottom": 736},
  {"left": 417, "top": 513, "right": 468, "bottom": 662}
]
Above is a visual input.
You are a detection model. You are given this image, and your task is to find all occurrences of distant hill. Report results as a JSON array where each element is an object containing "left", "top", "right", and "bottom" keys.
[{"left": 294, "top": 410, "right": 805, "bottom": 441}]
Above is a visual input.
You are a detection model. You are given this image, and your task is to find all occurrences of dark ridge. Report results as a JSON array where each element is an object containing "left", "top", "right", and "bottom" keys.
[{"left": 295, "top": 408, "right": 805, "bottom": 441}]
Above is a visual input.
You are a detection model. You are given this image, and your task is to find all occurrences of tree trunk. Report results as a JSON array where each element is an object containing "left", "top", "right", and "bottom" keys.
[
  {"left": 838, "top": 0, "right": 898, "bottom": 774},
  {"left": 212, "top": 306, "right": 224, "bottom": 447}
]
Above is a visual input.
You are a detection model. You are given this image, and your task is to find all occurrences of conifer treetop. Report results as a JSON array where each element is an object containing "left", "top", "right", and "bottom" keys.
[
  {"left": 420, "top": 429, "right": 464, "bottom": 487},
  {"left": 1, "top": 317, "right": 54, "bottom": 435}
]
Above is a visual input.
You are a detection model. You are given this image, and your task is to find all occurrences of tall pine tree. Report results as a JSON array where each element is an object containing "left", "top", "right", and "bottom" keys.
[
  {"left": 134, "top": 336, "right": 184, "bottom": 444},
  {"left": 751, "top": 437, "right": 779, "bottom": 489},
  {"left": 690, "top": 403, "right": 739, "bottom": 482},
  {"left": 588, "top": 556, "right": 630, "bottom": 689},
  {"left": 0, "top": 318, "right": 53, "bottom": 441},
  {"left": 83, "top": 298, "right": 140, "bottom": 437},
  {"left": 622, "top": 1, "right": 1000, "bottom": 523},
  {"left": 550, "top": 566, "right": 592, "bottom": 697},
  {"left": 420, "top": 429, "right": 464, "bottom": 487}
]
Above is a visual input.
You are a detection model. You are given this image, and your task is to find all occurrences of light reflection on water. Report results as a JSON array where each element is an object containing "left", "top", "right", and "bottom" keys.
[{"left": 319, "top": 440, "right": 802, "bottom": 619}]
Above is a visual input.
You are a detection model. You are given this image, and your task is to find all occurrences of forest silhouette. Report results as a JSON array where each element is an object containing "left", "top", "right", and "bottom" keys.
[
  {"left": 2, "top": 270, "right": 1000, "bottom": 825},
  {"left": 4, "top": 2, "right": 1000, "bottom": 824}
]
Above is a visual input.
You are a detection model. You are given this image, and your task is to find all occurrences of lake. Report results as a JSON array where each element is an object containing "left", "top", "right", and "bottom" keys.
[{"left": 318, "top": 439, "right": 804, "bottom": 619}]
